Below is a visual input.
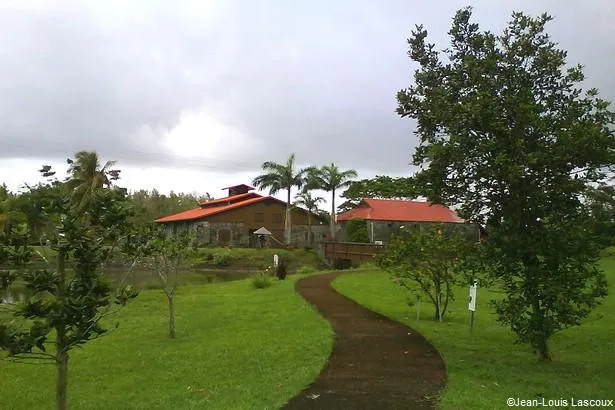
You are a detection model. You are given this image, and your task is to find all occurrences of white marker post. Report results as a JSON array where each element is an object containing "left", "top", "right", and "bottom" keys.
[
  {"left": 468, "top": 280, "right": 477, "bottom": 333},
  {"left": 273, "top": 254, "right": 279, "bottom": 268}
]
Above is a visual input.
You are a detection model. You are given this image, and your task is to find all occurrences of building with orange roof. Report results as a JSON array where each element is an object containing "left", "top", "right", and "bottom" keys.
[
  {"left": 336, "top": 198, "right": 480, "bottom": 243},
  {"left": 155, "top": 184, "right": 328, "bottom": 247}
]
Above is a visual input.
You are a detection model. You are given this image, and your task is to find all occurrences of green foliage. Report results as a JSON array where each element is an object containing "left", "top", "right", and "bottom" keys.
[
  {"left": 251, "top": 272, "right": 272, "bottom": 289},
  {"left": 296, "top": 265, "right": 316, "bottom": 275},
  {"left": 377, "top": 224, "right": 478, "bottom": 321},
  {"left": 339, "top": 176, "right": 416, "bottom": 212},
  {"left": 0, "top": 153, "right": 138, "bottom": 410},
  {"left": 334, "top": 266, "right": 615, "bottom": 410},
  {"left": 252, "top": 153, "right": 313, "bottom": 245},
  {"left": 294, "top": 191, "right": 325, "bottom": 246},
  {"left": 124, "top": 225, "right": 196, "bottom": 338},
  {"left": 306, "top": 163, "right": 358, "bottom": 238},
  {"left": 0, "top": 277, "right": 333, "bottom": 409},
  {"left": 397, "top": 8, "right": 614, "bottom": 359},
  {"left": 346, "top": 219, "right": 370, "bottom": 243},
  {"left": 188, "top": 247, "right": 322, "bottom": 272},
  {"left": 212, "top": 251, "right": 234, "bottom": 267},
  {"left": 127, "top": 189, "right": 211, "bottom": 227}
]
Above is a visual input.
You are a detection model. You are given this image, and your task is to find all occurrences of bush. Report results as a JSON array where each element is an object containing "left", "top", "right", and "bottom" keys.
[
  {"left": 276, "top": 259, "right": 287, "bottom": 280},
  {"left": 296, "top": 265, "right": 316, "bottom": 275},
  {"left": 251, "top": 272, "right": 272, "bottom": 289},
  {"left": 347, "top": 219, "right": 370, "bottom": 243},
  {"left": 213, "top": 252, "right": 233, "bottom": 267}
]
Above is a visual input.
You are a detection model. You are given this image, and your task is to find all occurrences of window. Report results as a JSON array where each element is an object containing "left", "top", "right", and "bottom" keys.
[
  {"left": 272, "top": 213, "right": 283, "bottom": 223},
  {"left": 255, "top": 212, "right": 264, "bottom": 222}
]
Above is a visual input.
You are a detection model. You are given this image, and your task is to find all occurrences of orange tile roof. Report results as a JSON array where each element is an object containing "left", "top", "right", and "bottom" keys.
[
  {"left": 156, "top": 195, "right": 269, "bottom": 223},
  {"left": 337, "top": 198, "right": 464, "bottom": 223},
  {"left": 199, "top": 192, "right": 260, "bottom": 206}
]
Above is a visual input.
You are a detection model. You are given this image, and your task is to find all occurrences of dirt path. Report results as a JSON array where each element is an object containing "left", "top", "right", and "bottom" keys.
[{"left": 283, "top": 272, "right": 446, "bottom": 410}]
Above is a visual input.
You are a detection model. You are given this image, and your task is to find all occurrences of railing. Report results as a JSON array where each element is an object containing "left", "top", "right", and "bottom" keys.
[{"left": 324, "top": 241, "right": 386, "bottom": 263}]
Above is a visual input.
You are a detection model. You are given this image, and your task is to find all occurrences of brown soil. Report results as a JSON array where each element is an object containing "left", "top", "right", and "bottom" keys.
[{"left": 283, "top": 272, "right": 446, "bottom": 410}]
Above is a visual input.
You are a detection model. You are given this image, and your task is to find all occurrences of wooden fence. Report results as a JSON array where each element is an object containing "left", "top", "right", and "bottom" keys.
[{"left": 324, "top": 241, "right": 386, "bottom": 265}]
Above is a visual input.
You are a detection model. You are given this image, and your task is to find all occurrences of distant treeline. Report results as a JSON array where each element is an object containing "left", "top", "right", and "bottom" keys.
[{"left": 0, "top": 183, "right": 211, "bottom": 243}]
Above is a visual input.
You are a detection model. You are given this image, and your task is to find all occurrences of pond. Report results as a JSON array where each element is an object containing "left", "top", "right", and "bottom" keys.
[
  {"left": 104, "top": 268, "right": 256, "bottom": 289},
  {"left": 0, "top": 268, "right": 257, "bottom": 303},
  {"left": 1, "top": 288, "right": 26, "bottom": 304}
]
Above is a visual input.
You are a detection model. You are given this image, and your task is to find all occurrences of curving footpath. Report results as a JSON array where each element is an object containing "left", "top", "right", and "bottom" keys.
[{"left": 283, "top": 272, "right": 446, "bottom": 410}]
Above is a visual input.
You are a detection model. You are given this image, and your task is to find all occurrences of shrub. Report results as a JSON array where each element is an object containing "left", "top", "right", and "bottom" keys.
[
  {"left": 347, "top": 219, "right": 370, "bottom": 243},
  {"left": 296, "top": 265, "right": 316, "bottom": 275},
  {"left": 251, "top": 272, "right": 272, "bottom": 289},
  {"left": 276, "top": 259, "right": 287, "bottom": 280},
  {"left": 213, "top": 252, "right": 233, "bottom": 267}
]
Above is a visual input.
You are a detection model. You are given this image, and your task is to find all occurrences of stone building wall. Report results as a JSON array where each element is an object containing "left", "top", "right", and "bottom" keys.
[
  {"left": 337, "top": 220, "right": 479, "bottom": 244},
  {"left": 162, "top": 219, "right": 330, "bottom": 248}
]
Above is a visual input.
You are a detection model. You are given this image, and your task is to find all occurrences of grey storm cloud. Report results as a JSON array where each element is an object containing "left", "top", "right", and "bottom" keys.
[{"left": 1, "top": 0, "right": 614, "bottom": 174}]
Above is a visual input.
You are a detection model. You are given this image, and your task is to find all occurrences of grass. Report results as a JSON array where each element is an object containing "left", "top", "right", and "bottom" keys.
[
  {"left": 26, "top": 246, "right": 325, "bottom": 273},
  {"left": 188, "top": 247, "right": 324, "bottom": 271},
  {"left": 0, "top": 274, "right": 333, "bottom": 410},
  {"left": 333, "top": 259, "right": 615, "bottom": 410}
]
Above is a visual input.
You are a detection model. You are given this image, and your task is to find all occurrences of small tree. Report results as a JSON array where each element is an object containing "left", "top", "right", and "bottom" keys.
[
  {"left": 294, "top": 191, "right": 325, "bottom": 246},
  {"left": 128, "top": 226, "right": 195, "bottom": 338},
  {"left": 0, "top": 161, "right": 137, "bottom": 410},
  {"left": 377, "top": 224, "right": 477, "bottom": 321},
  {"left": 346, "top": 219, "right": 370, "bottom": 243}
]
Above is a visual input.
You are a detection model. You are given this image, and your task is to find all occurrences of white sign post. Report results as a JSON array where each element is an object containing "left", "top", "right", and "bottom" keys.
[
  {"left": 273, "top": 254, "right": 279, "bottom": 268},
  {"left": 468, "top": 280, "right": 477, "bottom": 333}
]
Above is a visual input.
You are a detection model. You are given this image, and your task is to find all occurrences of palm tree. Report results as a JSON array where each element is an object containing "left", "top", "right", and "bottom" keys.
[
  {"left": 294, "top": 191, "right": 325, "bottom": 246},
  {"left": 252, "top": 154, "right": 312, "bottom": 245},
  {"left": 66, "top": 151, "right": 120, "bottom": 211},
  {"left": 308, "top": 163, "right": 358, "bottom": 240}
]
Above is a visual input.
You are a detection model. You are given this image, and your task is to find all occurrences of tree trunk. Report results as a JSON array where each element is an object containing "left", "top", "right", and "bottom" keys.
[
  {"left": 167, "top": 293, "right": 176, "bottom": 339},
  {"left": 307, "top": 211, "right": 312, "bottom": 247},
  {"left": 532, "top": 299, "right": 551, "bottom": 361},
  {"left": 56, "top": 251, "right": 68, "bottom": 410},
  {"left": 433, "top": 277, "right": 444, "bottom": 321},
  {"left": 330, "top": 188, "right": 336, "bottom": 240},
  {"left": 285, "top": 189, "right": 291, "bottom": 245},
  {"left": 56, "top": 347, "right": 68, "bottom": 410}
]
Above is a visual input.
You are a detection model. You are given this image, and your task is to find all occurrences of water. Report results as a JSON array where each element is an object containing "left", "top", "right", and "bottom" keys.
[
  {"left": 104, "top": 267, "right": 255, "bottom": 289},
  {"left": 1, "top": 288, "right": 26, "bottom": 304}
]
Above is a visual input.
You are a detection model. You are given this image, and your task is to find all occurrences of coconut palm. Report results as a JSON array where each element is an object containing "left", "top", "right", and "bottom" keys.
[
  {"left": 66, "top": 151, "right": 120, "bottom": 211},
  {"left": 307, "top": 163, "right": 358, "bottom": 240},
  {"left": 294, "top": 191, "right": 325, "bottom": 246},
  {"left": 252, "top": 153, "right": 312, "bottom": 245}
]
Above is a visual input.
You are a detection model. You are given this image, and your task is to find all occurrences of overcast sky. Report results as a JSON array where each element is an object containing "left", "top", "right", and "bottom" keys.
[{"left": 1, "top": 0, "right": 614, "bottom": 207}]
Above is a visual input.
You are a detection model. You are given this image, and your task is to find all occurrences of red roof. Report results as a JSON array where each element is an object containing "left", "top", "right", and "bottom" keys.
[
  {"left": 337, "top": 198, "right": 464, "bottom": 223},
  {"left": 156, "top": 192, "right": 319, "bottom": 223},
  {"left": 199, "top": 192, "right": 260, "bottom": 206},
  {"left": 156, "top": 195, "right": 268, "bottom": 223}
]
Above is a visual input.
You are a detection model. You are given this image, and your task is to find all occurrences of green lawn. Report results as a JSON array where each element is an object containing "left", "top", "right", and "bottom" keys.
[
  {"left": 0, "top": 275, "right": 333, "bottom": 410},
  {"left": 333, "top": 259, "right": 615, "bottom": 410}
]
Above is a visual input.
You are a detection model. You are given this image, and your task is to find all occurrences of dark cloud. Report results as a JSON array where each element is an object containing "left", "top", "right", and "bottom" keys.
[{"left": 1, "top": 0, "right": 613, "bottom": 175}]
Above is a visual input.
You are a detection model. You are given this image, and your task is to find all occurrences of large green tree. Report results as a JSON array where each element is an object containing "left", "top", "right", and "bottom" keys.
[
  {"left": 339, "top": 176, "right": 417, "bottom": 212},
  {"left": 397, "top": 8, "right": 614, "bottom": 360},
  {"left": 0, "top": 157, "right": 137, "bottom": 410},
  {"left": 252, "top": 153, "right": 312, "bottom": 245},
  {"left": 307, "top": 163, "right": 357, "bottom": 240}
]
